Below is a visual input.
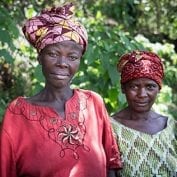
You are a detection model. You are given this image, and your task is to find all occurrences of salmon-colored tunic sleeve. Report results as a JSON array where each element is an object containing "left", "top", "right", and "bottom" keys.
[
  {"left": 91, "top": 91, "right": 122, "bottom": 169},
  {"left": 0, "top": 107, "right": 17, "bottom": 177},
  {"left": 102, "top": 105, "right": 122, "bottom": 169},
  {"left": 0, "top": 91, "right": 122, "bottom": 177}
]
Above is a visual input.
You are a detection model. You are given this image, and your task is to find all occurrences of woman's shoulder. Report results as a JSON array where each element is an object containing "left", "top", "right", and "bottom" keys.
[
  {"left": 3, "top": 96, "right": 29, "bottom": 116},
  {"left": 76, "top": 89, "right": 103, "bottom": 100},
  {"left": 7, "top": 96, "right": 25, "bottom": 108},
  {"left": 2, "top": 96, "right": 28, "bottom": 124},
  {"left": 111, "top": 109, "right": 127, "bottom": 121},
  {"left": 167, "top": 115, "right": 177, "bottom": 127}
]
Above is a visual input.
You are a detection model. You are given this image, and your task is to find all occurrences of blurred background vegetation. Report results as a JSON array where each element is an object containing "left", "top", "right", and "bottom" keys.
[{"left": 0, "top": 0, "right": 177, "bottom": 121}]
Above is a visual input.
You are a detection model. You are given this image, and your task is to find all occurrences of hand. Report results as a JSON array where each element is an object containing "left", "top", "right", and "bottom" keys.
[{"left": 108, "top": 169, "right": 120, "bottom": 177}]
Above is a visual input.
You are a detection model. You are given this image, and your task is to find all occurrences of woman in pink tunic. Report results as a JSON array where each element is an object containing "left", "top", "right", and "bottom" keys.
[{"left": 0, "top": 3, "right": 122, "bottom": 177}]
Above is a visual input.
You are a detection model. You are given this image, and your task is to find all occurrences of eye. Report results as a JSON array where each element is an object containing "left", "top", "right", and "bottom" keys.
[
  {"left": 147, "top": 84, "right": 158, "bottom": 90},
  {"left": 129, "top": 84, "right": 138, "bottom": 90},
  {"left": 47, "top": 52, "right": 58, "bottom": 58},
  {"left": 68, "top": 55, "right": 80, "bottom": 61}
]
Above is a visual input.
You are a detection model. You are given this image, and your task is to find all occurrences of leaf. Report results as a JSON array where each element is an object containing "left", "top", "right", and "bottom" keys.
[
  {"left": 33, "top": 65, "right": 44, "bottom": 83},
  {"left": 0, "top": 29, "right": 12, "bottom": 44},
  {"left": 84, "top": 44, "right": 96, "bottom": 65},
  {"left": 107, "top": 64, "right": 119, "bottom": 85},
  {"left": 0, "top": 49, "right": 14, "bottom": 63}
]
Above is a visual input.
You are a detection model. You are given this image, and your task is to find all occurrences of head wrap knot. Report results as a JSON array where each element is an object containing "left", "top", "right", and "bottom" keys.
[
  {"left": 117, "top": 50, "right": 164, "bottom": 88},
  {"left": 22, "top": 3, "right": 88, "bottom": 53}
]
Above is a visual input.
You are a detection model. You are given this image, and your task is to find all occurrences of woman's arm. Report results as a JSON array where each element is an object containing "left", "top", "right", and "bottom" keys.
[
  {"left": 108, "top": 169, "right": 121, "bottom": 177},
  {"left": 0, "top": 128, "right": 17, "bottom": 177}
]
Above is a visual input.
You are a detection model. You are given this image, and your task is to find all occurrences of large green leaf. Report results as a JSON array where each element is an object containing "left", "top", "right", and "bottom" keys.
[{"left": 0, "top": 49, "right": 14, "bottom": 63}]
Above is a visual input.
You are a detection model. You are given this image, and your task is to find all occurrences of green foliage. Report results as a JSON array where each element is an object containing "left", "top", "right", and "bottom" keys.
[
  {"left": 1, "top": 0, "right": 177, "bottom": 121},
  {"left": 72, "top": 16, "right": 144, "bottom": 113}
]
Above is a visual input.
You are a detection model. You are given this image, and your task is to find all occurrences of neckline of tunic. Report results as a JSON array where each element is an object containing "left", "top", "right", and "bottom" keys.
[
  {"left": 111, "top": 116, "right": 174, "bottom": 137},
  {"left": 16, "top": 89, "right": 80, "bottom": 121}
]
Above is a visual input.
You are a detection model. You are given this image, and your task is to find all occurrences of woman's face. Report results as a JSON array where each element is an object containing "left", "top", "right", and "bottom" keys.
[
  {"left": 122, "top": 78, "right": 160, "bottom": 112},
  {"left": 38, "top": 40, "right": 83, "bottom": 89}
]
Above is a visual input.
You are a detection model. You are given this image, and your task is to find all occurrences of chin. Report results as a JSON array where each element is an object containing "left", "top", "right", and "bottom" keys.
[
  {"left": 134, "top": 107, "right": 151, "bottom": 113},
  {"left": 49, "top": 79, "right": 70, "bottom": 88},
  {"left": 55, "top": 83, "right": 69, "bottom": 88}
]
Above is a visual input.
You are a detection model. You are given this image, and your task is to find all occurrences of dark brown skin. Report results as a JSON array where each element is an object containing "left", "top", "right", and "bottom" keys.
[
  {"left": 108, "top": 169, "right": 120, "bottom": 177},
  {"left": 112, "top": 78, "right": 167, "bottom": 135},
  {"left": 26, "top": 40, "right": 83, "bottom": 119},
  {"left": 25, "top": 40, "right": 117, "bottom": 177}
]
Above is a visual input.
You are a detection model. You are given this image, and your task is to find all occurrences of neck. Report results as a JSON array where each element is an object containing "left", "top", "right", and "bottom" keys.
[
  {"left": 41, "top": 85, "right": 73, "bottom": 102},
  {"left": 126, "top": 107, "right": 154, "bottom": 121}
]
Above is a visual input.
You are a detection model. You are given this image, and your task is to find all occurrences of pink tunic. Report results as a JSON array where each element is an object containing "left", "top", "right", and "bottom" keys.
[{"left": 0, "top": 89, "right": 122, "bottom": 177}]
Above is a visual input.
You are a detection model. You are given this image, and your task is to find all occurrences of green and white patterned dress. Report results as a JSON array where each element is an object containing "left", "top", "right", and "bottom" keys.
[{"left": 111, "top": 117, "right": 177, "bottom": 177}]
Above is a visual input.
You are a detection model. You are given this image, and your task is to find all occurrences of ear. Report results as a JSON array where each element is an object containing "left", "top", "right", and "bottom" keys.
[
  {"left": 158, "top": 88, "right": 161, "bottom": 93},
  {"left": 121, "top": 84, "right": 125, "bottom": 93},
  {"left": 37, "top": 55, "right": 42, "bottom": 65}
]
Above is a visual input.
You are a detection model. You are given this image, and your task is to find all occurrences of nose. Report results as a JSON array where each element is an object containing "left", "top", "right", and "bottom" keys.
[
  {"left": 138, "top": 88, "right": 148, "bottom": 97},
  {"left": 56, "top": 56, "right": 68, "bottom": 68}
]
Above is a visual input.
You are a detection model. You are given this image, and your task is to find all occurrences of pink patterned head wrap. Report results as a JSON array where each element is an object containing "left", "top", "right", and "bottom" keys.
[
  {"left": 117, "top": 50, "right": 164, "bottom": 88},
  {"left": 22, "top": 3, "right": 88, "bottom": 53}
]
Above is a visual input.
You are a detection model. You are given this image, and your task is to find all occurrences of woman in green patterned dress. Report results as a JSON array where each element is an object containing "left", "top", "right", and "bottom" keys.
[{"left": 111, "top": 50, "right": 177, "bottom": 177}]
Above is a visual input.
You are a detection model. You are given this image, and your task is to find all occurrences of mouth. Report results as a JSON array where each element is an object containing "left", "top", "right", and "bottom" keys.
[
  {"left": 134, "top": 101, "right": 148, "bottom": 107},
  {"left": 50, "top": 73, "right": 69, "bottom": 80}
]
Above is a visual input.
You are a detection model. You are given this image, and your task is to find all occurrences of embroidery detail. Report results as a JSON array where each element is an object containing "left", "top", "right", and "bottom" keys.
[
  {"left": 9, "top": 91, "right": 91, "bottom": 159},
  {"left": 50, "top": 117, "right": 58, "bottom": 124},
  {"left": 58, "top": 124, "right": 80, "bottom": 145}
]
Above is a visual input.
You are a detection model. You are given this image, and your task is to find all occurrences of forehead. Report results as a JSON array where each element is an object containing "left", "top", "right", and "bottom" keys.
[
  {"left": 41, "top": 40, "right": 83, "bottom": 53},
  {"left": 126, "top": 78, "right": 158, "bottom": 85}
]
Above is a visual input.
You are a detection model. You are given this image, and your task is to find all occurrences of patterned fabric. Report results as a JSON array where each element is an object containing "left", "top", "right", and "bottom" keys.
[
  {"left": 117, "top": 51, "right": 164, "bottom": 88},
  {"left": 0, "top": 89, "right": 122, "bottom": 177},
  {"left": 111, "top": 117, "right": 177, "bottom": 177},
  {"left": 22, "top": 3, "right": 88, "bottom": 53}
]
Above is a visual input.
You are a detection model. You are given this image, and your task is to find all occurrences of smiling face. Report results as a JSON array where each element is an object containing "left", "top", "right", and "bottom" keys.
[
  {"left": 38, "top": 40, "right": 83, "bottom": 89},
  {"left": 122, "top": 78, "right": 160, "bottom": 113}
]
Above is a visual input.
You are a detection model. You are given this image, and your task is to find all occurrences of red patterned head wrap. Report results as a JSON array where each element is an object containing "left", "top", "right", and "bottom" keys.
[
  {"left": 22, "top": 3, "right": 88, "bottom": 53},
  {"left": 117, "top": 50, "right": 164, "bottom": 88}
]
